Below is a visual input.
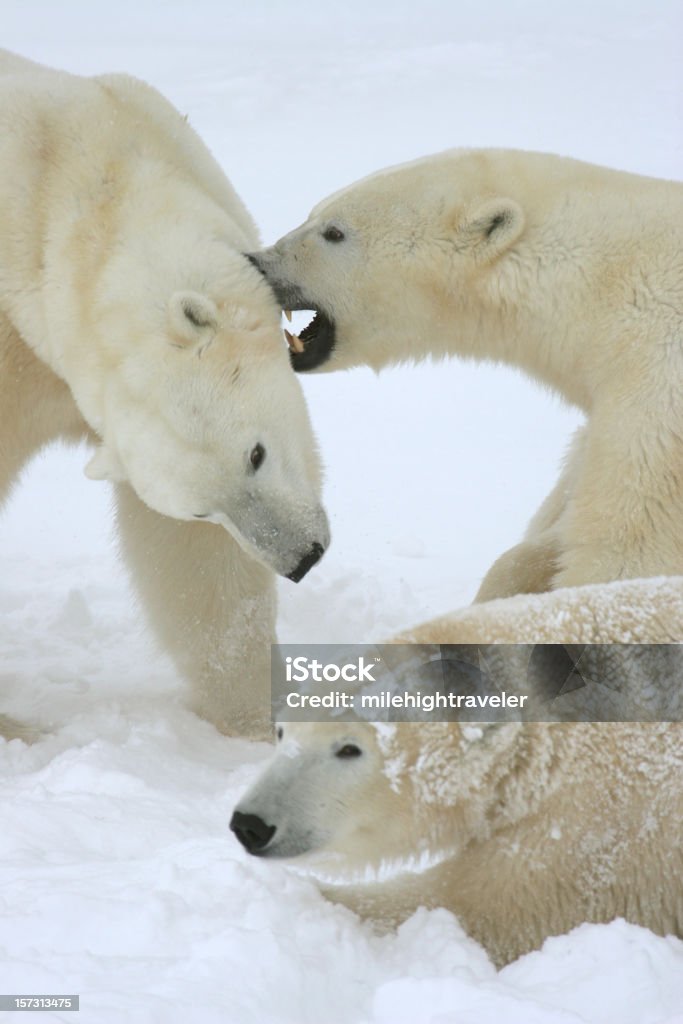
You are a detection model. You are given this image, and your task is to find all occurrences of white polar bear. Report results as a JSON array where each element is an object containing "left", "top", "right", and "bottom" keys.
[
  {"left": 0, "top": 51, "right": 329, "bottom": 737},
  {"left": 393, "top": 574, "right": 683, "bottom": 644},
  {"left": 231, "top": 577, "right": 683, "bottom": 966},
  {"left": 248, "top": 150, "right": 683, "bottom": 598}
]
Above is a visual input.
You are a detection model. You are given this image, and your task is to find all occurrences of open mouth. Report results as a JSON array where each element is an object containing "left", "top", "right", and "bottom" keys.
[
  {"left": 282, "top": 308, "right": 336, "bottom": 372},
  {"left": 244, "top": 253, "right": 337, "bottom": 371}
]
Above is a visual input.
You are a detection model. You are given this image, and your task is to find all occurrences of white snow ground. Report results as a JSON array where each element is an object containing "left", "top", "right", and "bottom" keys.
[{"left": 1, "top": 2, "right": 682, "bottom": 1021}]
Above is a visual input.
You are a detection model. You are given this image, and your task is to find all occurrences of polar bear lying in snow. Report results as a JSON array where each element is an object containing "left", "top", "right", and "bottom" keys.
[
  {"left": 232, "top": 577, "right": 683, "bottom": 965},
  {"left": 0, "top": 51, "right": 328, "bottom": 736}
]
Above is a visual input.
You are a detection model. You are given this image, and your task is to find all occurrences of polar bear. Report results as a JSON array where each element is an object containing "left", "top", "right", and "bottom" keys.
[
  {"left": 394, "top": 575, "right": 683, "bottom": 644},
  {"left": 247, "top": 150, "right": 683, "bottom": 598},
  {"left": 0, "top": 51, "right": 329, "bottom": 737},
  {"left": 231, "top": 580, "right": 683, "bottom": 965},
  {"left": 233, "top": 718, "right": 683, "bottom": 966}
]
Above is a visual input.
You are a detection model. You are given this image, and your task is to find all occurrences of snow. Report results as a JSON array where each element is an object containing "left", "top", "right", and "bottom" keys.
[{"left": 1, "top": 1, "right": 682, "bottom": 1022}]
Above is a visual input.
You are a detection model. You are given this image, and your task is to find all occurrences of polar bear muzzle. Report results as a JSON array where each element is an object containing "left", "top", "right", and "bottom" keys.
[
  {"left": 286, "top": 540, "right": 326, "bottom": 583},
  {"left": 229, "top": 809, "right": 319, "bottom": 858},
  {"left": 245, "top": 252, "right": 337, "bottom": 371},
  {"left": 230, "top": 811, "right": 277, "bottom": 855}
]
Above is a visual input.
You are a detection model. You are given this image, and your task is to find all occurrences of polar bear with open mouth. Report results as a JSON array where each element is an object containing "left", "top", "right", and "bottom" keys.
[{"left": 248, "top": 150, "right": 683, "bottom": 598}]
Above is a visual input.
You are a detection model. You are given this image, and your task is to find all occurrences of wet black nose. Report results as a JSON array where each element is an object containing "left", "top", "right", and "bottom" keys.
[
  {"left": 230, "top": 811, "right": 276, "bottom": 854},
  {"left": 287, "top": 542, "right": 325, "bottom": 584}
]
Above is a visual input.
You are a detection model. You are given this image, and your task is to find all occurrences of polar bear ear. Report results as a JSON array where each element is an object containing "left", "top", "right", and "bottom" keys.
[
  {"left": 460, "top": 197, "right": 525, "bottom": 258},
  {"left": 168, "top": 291, "right": 219, "bottom": 346}
]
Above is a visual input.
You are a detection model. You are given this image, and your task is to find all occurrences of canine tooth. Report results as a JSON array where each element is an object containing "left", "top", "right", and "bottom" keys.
[
  {"left": 284, "top": 309, "right": 292, "bottom": 322},
  {"left": 284, "top": 329, "right": 304, "bottom": 353}
]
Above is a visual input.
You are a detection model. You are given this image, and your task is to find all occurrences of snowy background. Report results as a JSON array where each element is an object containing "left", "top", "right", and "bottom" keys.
[{"left": 2, "top": 1, "right": 682, "bottom": 1021}]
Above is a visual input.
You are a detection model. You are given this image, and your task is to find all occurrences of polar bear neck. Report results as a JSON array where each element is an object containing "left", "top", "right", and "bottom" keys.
[
  {"left": 450, "top": 159, "right": 683, "bottom": 414},
  {"left": 356, "top": 149, "right": 683, "bottom": 415}
]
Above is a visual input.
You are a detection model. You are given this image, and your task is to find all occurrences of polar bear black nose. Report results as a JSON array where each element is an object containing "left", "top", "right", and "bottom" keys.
[
  {"left": 287, "top": 542, "right": 325, "bottom": 584},
  {"left": 230, "top": 811, "right": 276, "bottom": 854}
]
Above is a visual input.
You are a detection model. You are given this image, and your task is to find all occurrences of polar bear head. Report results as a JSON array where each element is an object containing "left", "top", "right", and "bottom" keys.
[
  {"left": 230, "top": 720, "right": 522, "bottom": 874},
  {"left": 247, "top": 150, "right": 526, "bottom": 373},
  {"left": 231, "top": 722, "right": 410, "bottom": 868},
  {"left": 83, "top": 251, "right": 329, "bottom": 582}
]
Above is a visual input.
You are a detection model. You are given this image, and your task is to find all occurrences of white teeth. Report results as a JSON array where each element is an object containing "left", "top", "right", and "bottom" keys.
[
  {"left": 284, "top": 328, "right": 304, "bottom": 353},
  {"left": 284, "top": 309, "right": 293, "bottom": 322}
]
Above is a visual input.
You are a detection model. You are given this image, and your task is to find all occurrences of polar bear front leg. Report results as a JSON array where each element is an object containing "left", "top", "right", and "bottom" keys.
[
  {"left": 553, "top": 404, "right": 683, "bottom": 587},
  {"left": 474, "top": 530, "right": 561, "bottom": 602},
  {"left": 0, "top": 315, "right": 89, "bottom": 509},
  {"left": 475, "top": 427, "right": 587, "bottom": 602},
  {"left": 114, "top": 483, "right": 276, "bottom": 739}
]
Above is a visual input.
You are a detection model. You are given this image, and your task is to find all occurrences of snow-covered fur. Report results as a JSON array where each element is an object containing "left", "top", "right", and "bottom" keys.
[
  {"left": 249, "top": 149, "right": 683, "bottom": 594},
  {"left": 394, "top": 576, "right": 683, "bottom": 644},
  {"left": 0, "top": 51, "right": 329, "bottom": 737},
  {"left": 234, "top": 578, "right": 683, "bottom": 965},
  {"left": 238, "top": 718, "right": 683, "bottom": 966}
]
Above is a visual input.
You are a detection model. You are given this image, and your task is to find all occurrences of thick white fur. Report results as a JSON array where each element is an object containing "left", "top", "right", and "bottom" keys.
[
  {"left": 394, "top": 575, "right": 683, "bottom": 644},
  {"left": 255, "top": 149, "right": 683, "bottom": 595},
  {"left": 0, "top": 51, "right": 328, "bottom": 737},
  {"left": 235, "top": 578, "right": 683, "bottom": 965}
]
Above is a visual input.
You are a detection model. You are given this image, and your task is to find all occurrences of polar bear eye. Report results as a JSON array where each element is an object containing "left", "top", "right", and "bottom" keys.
[
  {"left": 336, "top": 743, "right": 362, "bottom": 759},
  {"left": 250, "top": 443, "right": 266, "bottom": 471},
  {"left": 322, "top": 226, "right": 345, "bottom": 243}
]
